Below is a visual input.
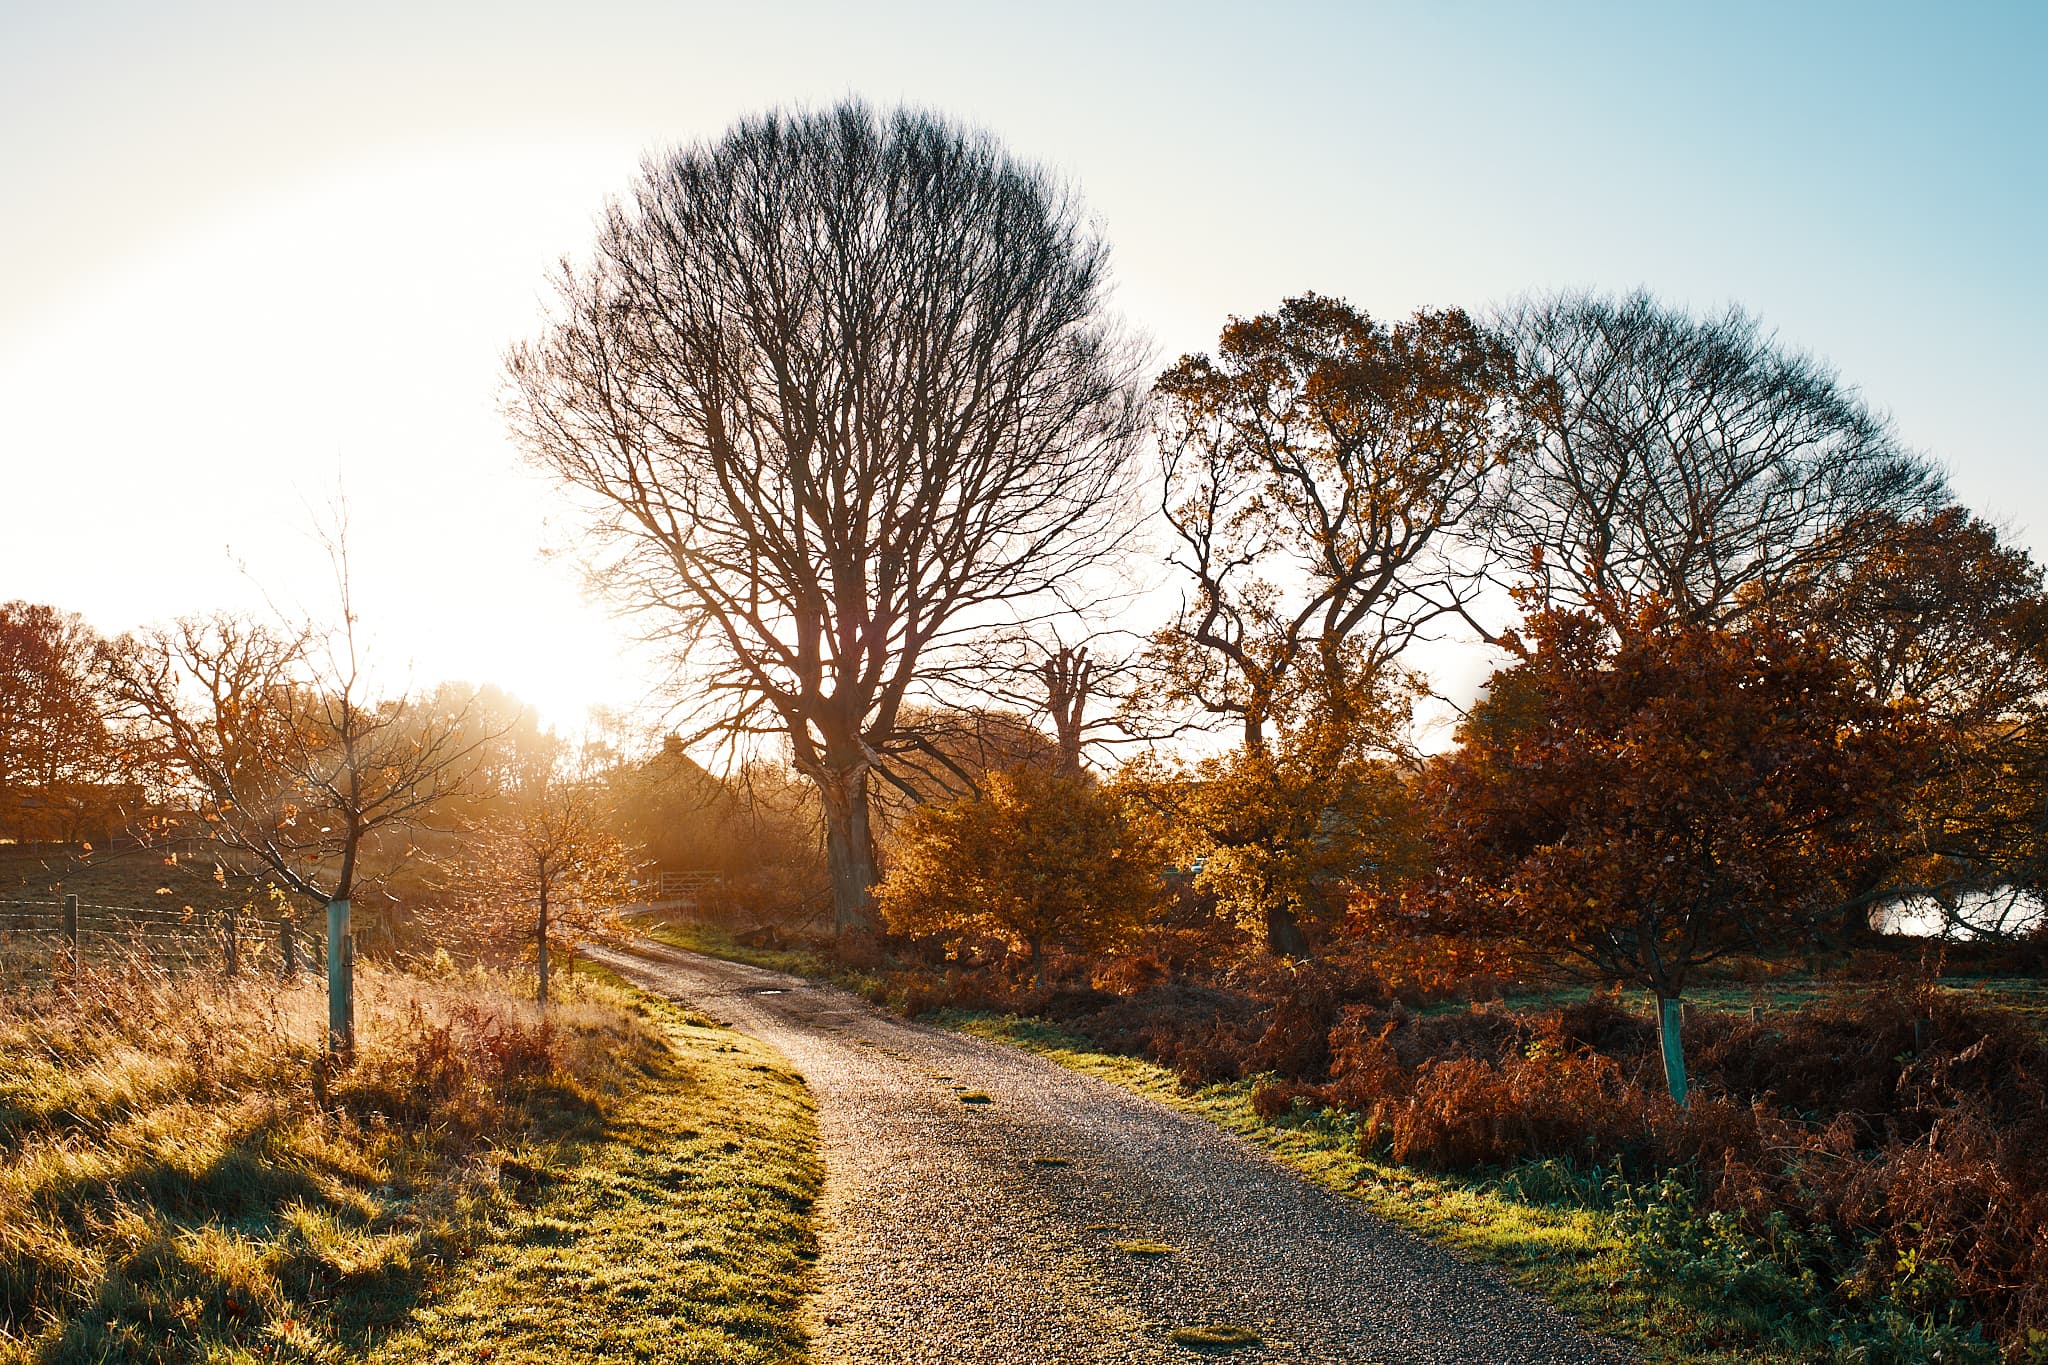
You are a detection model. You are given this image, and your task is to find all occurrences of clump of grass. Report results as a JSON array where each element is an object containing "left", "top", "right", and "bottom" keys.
[
  {"left": 1114, "top": 1239, "right": 1177, "bottom": 1257},
  {"left": 1169, "top": 1323, "right": 1261, "bottom": 1349},
  {"left": 959, "top": 1091, "right": 994, "bottom": 1105}
]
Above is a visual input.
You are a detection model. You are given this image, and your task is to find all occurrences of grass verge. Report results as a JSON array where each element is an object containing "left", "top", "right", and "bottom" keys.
[
  {"left": 1, "top": 954, "right": 819, "bottom": 1364},
  {"left": 373, "top": 962, "right": 819, "bottom": 1364}
]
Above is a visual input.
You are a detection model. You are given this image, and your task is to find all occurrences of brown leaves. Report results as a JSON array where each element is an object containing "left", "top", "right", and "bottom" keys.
[{"left": 1425, "top": 607, "right": 1925, "bottom": 994}]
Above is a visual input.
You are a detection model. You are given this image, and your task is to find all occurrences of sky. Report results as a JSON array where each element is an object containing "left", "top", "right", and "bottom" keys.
[{"left": 2, "top": 0, "right": 2043, "bottom": 731}]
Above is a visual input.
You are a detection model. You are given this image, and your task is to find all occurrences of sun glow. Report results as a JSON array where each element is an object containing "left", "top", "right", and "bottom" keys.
[{"left": 0, "top": 137, "right": 666, "bottom": 729}]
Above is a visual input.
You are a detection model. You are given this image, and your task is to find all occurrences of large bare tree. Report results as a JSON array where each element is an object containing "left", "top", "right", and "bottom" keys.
[
  {"left": 506, "top": 103, "right": 1146, "bottom": 941},
  {"left": 1487, "top": 291, "right": 1946, "bottom": 634}
]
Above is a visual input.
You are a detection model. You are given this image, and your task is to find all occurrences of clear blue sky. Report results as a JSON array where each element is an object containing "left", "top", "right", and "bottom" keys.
[{"left": 2, "top": 0, "right": 2042, "bottom": 722}]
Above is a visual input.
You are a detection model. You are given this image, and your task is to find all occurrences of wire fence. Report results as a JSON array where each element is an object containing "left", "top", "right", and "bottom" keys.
[{"left": 0, "top": 896, "right": 323, "bottom": 979}]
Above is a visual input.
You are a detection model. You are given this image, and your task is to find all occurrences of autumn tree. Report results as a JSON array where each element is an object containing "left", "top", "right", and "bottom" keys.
[
  {"left": 454, "top": 735, "right": 632, "bottom": 1007},
  {"left": 1791, "top": 507, "right": 2048, "bottom": 937},
  {"left": 1150, "top": 294, "right": 1527, "bottom": 748},
  {"left": 870, "top": 704, "right": 1061, "bottom": 821},
  {"left": 1487, "top": 292, "right": 1945, "bottom": 636},
  {"left": 113, "top": 602, "right": 494, "bottom": 1053},
  {"left": 1142, "top": 707, "right": 1424, "bottom": 958},
  {"left": 507, "top": 103, "right": 1145, "bottom": 948},
  {"left": 1424, "top": 606, "right": 1921, "bottom": 1103},
  {"left": 877, "top": 765, "right": 1155, "bottom": 987},
  {"left": 0, "top": 602, "right": 133, "bottom": 842}
]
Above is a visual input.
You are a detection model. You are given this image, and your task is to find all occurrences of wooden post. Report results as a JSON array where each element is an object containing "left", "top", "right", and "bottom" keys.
[
  {"left": 224, "top": 907, "right": 239, "bottom": 975},
  {"left": 279, "top": 917, "right": 297, "bottom": 978},
  {"left": 64, "top": 893, "right": 79, "bottom": 973},
  {"left": 326, "top": 899, "right": 354, "bottom": 1056}
]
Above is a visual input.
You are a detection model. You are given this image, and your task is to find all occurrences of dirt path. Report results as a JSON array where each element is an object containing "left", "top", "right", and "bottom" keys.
[{"left": 586, "top": 939, "right": 1625, "bottom": 1365}]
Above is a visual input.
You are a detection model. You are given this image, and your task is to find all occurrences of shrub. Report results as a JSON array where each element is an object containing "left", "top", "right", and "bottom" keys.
[{"left": 878, "top": 766, "right": 1158, "bottom": 986}]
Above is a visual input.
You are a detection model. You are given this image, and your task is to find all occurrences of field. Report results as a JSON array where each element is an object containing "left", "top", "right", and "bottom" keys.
[{"left": 0, "top": 953, "right": 819, "bottom": 1363}]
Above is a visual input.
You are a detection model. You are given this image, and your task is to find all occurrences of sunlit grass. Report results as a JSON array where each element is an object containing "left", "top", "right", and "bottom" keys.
[
  {"left": 372, "top": 967, "right": 820, "bottom": 1364},
  {"left": 0, "top": 956, "right": 819, "bottom": 1364}
]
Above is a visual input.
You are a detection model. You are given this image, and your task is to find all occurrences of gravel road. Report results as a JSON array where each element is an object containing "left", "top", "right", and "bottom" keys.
[{"left": 586, "top": 938, "right": 1627, "bottom": 1365}]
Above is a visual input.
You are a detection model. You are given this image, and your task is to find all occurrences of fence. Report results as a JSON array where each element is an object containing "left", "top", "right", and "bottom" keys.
[{"left": 0, "top": 895, "right": 322, "bottom": 978}]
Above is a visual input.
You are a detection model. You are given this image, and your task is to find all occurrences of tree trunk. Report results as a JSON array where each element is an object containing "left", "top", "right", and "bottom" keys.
[
  {"left": 537, "top": 889, "right": 550, "bottom": 1009},
  {"left": 818, "top": 765, "right": 880, "bottom": 942},
  {"left": 1657, "top": 994, "right": 1689, "bottom": 1107},
  {"left": 1264, "top": 903, "right": 1309, "bottom": 958}
]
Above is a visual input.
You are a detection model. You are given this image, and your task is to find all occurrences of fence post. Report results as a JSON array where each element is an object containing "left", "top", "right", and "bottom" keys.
[
  {"left": 64, "top": 893, "right": 79, "bottom": 973},
  {"left": 224, "top": 907, "right": 239, "bottom": 976},
  {"left": 279, "top": 917, "right": 297, "bottom": 978}
]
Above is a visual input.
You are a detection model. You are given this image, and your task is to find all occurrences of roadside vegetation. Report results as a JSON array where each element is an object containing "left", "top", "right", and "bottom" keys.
[
  {"left": 652, "top": 919, "right": 2048, "bottom": 1364},
  {"left": 0, "top": 956, "right": 818, "bottom": 1364}
]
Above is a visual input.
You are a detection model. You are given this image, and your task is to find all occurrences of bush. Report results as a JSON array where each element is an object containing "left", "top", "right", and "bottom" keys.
[{"left": 878, "top": 766, "right": 1158, "bottom": 985}]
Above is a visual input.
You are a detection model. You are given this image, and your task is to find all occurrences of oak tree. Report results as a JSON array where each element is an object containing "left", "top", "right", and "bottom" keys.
[
  {"left": 877, "top": 764, "right": 1154, "bottom": 987},
  {"left": 1150, "top": 294, "right": 1526, "bottom": 748},
  {"left": 0, "top": 602, "right": 133, "bottom": 842},
  {"left": 508, "top": 103, "right": 1145, "bottom": 946}
]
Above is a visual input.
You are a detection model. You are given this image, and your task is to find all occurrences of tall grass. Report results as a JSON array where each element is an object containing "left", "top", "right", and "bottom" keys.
[{"left": 0, "top": 954, "right": 654, "bottom": 1363}]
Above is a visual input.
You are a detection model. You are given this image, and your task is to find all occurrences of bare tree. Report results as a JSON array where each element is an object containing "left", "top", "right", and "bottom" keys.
[
  {"left": 451, "top": 734, "right": 632, "bottom": 1008},
  {"left": 965, "top": 627, "right": 1183, "bottom": 776},
  {"left": 1148, "top": 294, "right": 1527, "bottom": 751},
  {"left": 1487, "top": 291, "right": 1946, "bottom": 634},
  {"left": 112, "top": 549, "right": 495, "bottom": 1052},
  {"left": 506, "top": 103, "right": 1146, "bottom": 943}
]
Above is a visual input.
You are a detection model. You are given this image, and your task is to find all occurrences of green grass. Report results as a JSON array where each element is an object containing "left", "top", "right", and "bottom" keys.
[
  {"left": 0, "top": 957, "right": 820, "bottom": 1364},
  {"left": 371, "top": 968, "right": 820, "bottom": 1364},
  {"left": 641, "top": 920, "right": 852, "bottom": 985},
  {"left": 1444, "top": 974, "right": 2048, "bottom": 1029}
]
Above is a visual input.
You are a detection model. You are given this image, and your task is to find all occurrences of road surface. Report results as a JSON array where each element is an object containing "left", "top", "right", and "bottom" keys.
[{"left": 586, "top": 938, "right": 1623, "bottom": 1365}]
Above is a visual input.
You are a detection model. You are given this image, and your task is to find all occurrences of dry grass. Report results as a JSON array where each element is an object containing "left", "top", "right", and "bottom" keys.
[{"left": 0, "top": 954, "right": 818, "bottom": 1363}]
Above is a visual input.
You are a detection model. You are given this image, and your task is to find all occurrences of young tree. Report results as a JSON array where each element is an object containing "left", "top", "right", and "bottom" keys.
[
  {"left": 1149, "top": 295, "right": 1527, "bottom": 748},
  {"left": 1488, "top": 292, "right": 1945, "bottom": 636},
  {"left": 113, "top": 608, "right": 493, "bottom": 1053},
  {"left": 456, "top": 738, "right": 632, "bottom": 1007},
  {"left": 506, "top": 103, "right": 1146, "bottom": 947},
  {"left": 1149, "top": 705, "right": 1425, "bottom": 958},
  {"left": 878, "top": 765, "right": 1155, "bottom": 987},
  {"left": 1424, "top": 606, "right": 1921, "bottom": 1104}
]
